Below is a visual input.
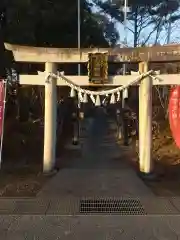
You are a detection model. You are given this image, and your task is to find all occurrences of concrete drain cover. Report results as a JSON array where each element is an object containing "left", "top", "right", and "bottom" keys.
[{"left": 80, "top": 199, "right": 146, "bottom": 215}]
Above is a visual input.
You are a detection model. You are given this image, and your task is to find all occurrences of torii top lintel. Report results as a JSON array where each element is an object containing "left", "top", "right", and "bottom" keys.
[{"left": 4, "top": 43, "right": 180, "bottom": 63}]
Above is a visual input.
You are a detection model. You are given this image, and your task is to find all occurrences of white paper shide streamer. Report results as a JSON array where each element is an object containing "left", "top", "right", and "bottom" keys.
[
  {"left": 90, "top": 94, "right": 96, "bottom": 104},
  {"left": 83, "top": 93, "right": 88, "bottom": 103},
  {"left": 117, "top": 91, "right": 121, "bottom": 101},
  {"left": 70, "top": 88, "right": 76, "bottom": 98},
  {"left": 78, "top": 91, "right": 83, "bottom": 103},
  {"left": 123, "top": 88, "right": 128, "bottom": 99},
  {"left": 95, "top": 95, "right": 101, "bottom": 106},
  {"left": 110, "top": 93, "right": 115, "bottom": 104}
]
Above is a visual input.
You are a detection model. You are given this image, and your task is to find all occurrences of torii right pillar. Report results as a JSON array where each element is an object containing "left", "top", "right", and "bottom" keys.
[{"left": 139, "top": 62, "right": 153, "bottom": 175}]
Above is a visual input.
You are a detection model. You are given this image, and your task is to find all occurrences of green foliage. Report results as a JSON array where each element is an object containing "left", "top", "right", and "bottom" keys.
[{"left": 0, "top": 0, "right": 119, "bottom": 47}]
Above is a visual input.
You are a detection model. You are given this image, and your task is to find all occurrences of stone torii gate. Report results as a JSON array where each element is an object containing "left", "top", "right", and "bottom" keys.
[{"left": 4, "top": 43, "right": 180, "bottom": 174}]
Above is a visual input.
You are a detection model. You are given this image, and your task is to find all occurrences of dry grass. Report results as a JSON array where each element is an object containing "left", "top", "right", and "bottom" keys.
[{"left": 145, "top": 104, "right": 180, "bottom": 196}]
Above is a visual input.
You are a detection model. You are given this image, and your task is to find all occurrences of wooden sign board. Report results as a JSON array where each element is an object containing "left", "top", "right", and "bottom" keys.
[{"left": 88, "top": 53, "right": 108, "bottom": 84}]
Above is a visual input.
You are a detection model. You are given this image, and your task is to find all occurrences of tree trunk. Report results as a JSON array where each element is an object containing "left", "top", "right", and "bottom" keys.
[
  {"left": 0, "top": 19, "right": 6, "bottom": 77},
  {"left": 0, "top": 5, "right": 12, "bottom": 77},
  {"left": 134, "top": 6, "right": 138, "bottom": 47}
]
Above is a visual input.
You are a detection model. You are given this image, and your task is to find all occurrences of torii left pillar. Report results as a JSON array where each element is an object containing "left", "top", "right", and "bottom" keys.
[{"left": 43, "top": 62, "right": 57, "bottom": 173}]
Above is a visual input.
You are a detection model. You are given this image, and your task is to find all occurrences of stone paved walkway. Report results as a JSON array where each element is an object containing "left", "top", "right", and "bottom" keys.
[
  {"left": 38, "top": 108, "right": 152, "bottom": 198},
  {"left": 1, "top": 108, "right": 180, "bottom": 239}
]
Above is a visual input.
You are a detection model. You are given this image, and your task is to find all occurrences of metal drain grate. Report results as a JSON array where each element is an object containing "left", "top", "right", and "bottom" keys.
[{"left": 80, "top": 198, "right": 146, "bottom": 215}]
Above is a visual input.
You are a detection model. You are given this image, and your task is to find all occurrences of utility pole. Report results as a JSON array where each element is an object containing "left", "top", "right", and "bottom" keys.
[
  {"left": 163, "top": 13, "right": 172, "bottom": 99},
  {"left": 123, "top": 0, "right": 128, "bottom": 75},
  {"left": 78, "top": 0, "right": 81, "bottom": 75},
  {"left": 167, "top": 13, "right": 172, "bottom": 44},
  {"left": 121, "top": 0, "right": 130, "bottom": 107},
  {"left": 76, "top": 0, "right": 81, "bottom": 146},
  {"left": 112, "top": 0, "right": 130, "bottom": 142}
]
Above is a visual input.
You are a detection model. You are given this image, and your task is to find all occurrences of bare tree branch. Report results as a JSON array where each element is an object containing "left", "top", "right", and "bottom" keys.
[{"left": 141, "top": 20, "right": 162, "bottom": 45}]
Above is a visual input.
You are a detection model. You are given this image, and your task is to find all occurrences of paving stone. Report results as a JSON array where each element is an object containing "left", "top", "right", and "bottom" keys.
[
  {"left": 0, "top": 216, "right": 21, "bottom": 240},
  {"left": 46, "top": 198, "right": 79, "bottom": 215},
  {"left": 3, "top": 216, "right": 180, "bottom": 240},
  {"left": 163, "top": 216, "right": 180, "bottom": 236},
  {"left": 6, "top": 216, "right": 76, "bottom": 240},
  {"left": 152, "top": 217, "right": 178, "bottom": 240},
  {"left": 141, "top": 198, "right": 179, "bottom": 215},
  {"left": 13, "top": 199, "right": 50, "bottom": 214},
  {"left": 0, "top": 199, "right": 16, "bottom": 214},
  {"left": 0, "top": 216, "right": 18, "bottom": 230},
  {"left": 169, "top": 197, "right": 180, "bottom": 213}
]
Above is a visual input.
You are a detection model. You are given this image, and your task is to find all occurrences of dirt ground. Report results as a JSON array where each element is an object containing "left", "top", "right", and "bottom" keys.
[
  {"left": 0, "top": 166, "right": 49, "bottom": 197},
  {"left": 0, "top": 119, "right": 69, "bottom": 197},
  {"left": 145, "top": 118, "right": 180, "bottom": 196}
]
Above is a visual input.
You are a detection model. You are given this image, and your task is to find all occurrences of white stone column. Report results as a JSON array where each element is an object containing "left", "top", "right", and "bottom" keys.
[
  {"left": 43, "top": 62, "right": 57, "bottom": 173},
  {"left": 139, "top": 62, "right": 153, "bottom": 174}
]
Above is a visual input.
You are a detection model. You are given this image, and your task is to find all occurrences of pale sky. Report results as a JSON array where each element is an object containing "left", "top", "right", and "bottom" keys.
[
  {"left": 89, "top": 0, "right": 180, "bottom": 46},
  {"left": 114, "top": 16, "right": 180, "bottom": 46}
]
